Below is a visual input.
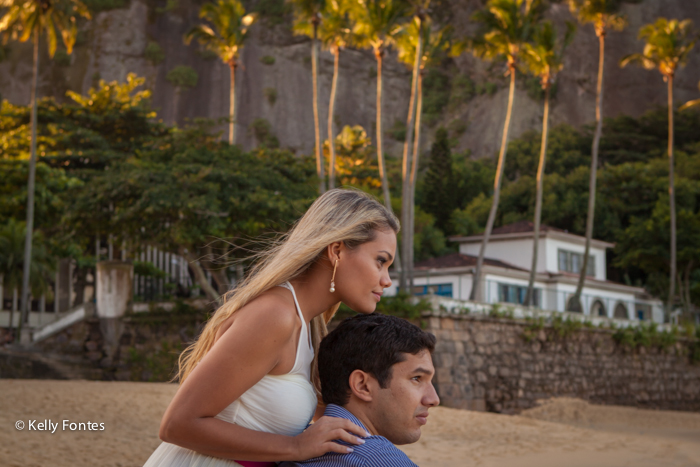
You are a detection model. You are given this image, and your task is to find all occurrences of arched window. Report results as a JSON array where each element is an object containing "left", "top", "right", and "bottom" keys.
[
  {"left": 613, "top": 302, "right": 628, "bottom": 319},
  {"left": 591, "top": 300, "right": 606, "bottom": 317},
  {"left": 566, "top": 296, "right": 582, "bottom": 313}
]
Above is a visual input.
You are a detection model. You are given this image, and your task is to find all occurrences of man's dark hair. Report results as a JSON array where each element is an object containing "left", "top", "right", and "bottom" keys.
[{"left": 318, "top": 313, "right": 436, "bottom": 406}]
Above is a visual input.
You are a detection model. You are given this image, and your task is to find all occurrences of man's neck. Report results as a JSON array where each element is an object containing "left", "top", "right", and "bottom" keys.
[{"left": 341, "top": 400, "right": 380, "bottom": 437}]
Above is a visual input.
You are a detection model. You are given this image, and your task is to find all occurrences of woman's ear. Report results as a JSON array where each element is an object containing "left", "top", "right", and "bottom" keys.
[
  {"left": 348, "top": 369, "right": 375, "bottom": 403},
  {"left": 326, "top": 241, "right": 343, "bottom": 263}
]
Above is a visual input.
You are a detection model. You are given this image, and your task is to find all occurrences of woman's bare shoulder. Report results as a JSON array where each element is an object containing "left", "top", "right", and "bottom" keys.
[{"left": 215, "top": 286, "right": 298, "bottom": 342}]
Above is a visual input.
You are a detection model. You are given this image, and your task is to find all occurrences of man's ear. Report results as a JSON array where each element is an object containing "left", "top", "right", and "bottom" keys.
[
  {"left": 348, "top": 369, "right": 377, "bottom": 403},
  {"left": 326, "top": 241, "right": 343, "bottom": 263}
]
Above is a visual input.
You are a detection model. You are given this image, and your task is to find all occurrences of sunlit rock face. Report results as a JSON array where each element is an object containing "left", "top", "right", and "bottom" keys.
[{"left": 1, "top": 0, "right": 699, "bottom": 159}]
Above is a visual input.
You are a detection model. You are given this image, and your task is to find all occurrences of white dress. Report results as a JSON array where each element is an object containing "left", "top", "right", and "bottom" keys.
[{"left": 143, "top": 282, "right": 318, "bottom": 467}]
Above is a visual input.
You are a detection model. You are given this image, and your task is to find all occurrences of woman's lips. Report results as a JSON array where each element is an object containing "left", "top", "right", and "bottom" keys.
[{"left": 372, "top": 292, "right": 382, "bottom": 302}]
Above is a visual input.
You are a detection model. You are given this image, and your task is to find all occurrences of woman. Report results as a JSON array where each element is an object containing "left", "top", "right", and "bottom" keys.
[{"left": 144, "top": 189, "right": 399, "bottom": 466}]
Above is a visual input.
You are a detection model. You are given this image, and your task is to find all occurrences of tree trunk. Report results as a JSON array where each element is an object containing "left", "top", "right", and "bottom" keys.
[
  {"left": 182, "top": 249, "right": 220, "bottom": 302},
  {"left": 574, "top": 32, "right": 606, "bottom": 308},
  {"left": 328, "top": 47, "right": 340, "bottom": 190},
  {"left": 312, "top": 23, "right": 325, "bottom": 194},
  {"left": 400, "top": 19, "right": 422, "bottom": 293},
  {"left": 202, "top": 246, "right": 231, "bottom": 294},
  {"left": 375, "top": 49, "right": 391, "bottom": 212},
  {"left": 229, "top": 62, "right": 236, "bottom": 145},
  {"left": 20, "top": 30, "right": 40, "bottom": 330},
  {"left": 469, "top": 69, "right": 516, "bottom": 301},
  {"left": 375, "top": 47, "right": 402, "bottom": 275},
  {"left": 667, "top": 75, "right": 676, "bottom": 320},
  {"left": 408, "top": 70, "right": 424, "bottom": 293},
  {"left": 525, "top": 85, "right": 550, "bottom": 307}
]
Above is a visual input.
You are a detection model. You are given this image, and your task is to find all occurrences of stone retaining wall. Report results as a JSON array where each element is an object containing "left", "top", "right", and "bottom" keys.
[{"left": 426, "top": 314, "right": 700, "bottom": 413}]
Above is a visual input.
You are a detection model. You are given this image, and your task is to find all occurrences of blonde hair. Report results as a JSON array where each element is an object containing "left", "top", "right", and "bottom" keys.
[{"left": 176, "top": 189, "right": 400, "bottom": 395}]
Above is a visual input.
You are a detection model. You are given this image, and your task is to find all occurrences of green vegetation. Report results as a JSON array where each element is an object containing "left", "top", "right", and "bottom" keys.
[
  {"left": 254, "top": 0, "right": 291, "bottom": 26},
  {"left": 166, "top": 65, "right": 198, "bottom": 89},
  {"left": 422, "top": 68, "right": 450, "bottom": 127},
  {"left": 387, "top": 119, "right": 407, "bottom": 142},
  {"left": 249, "top": 118, "right": 280, "bottom": 148},
  {"left": 336, "top": 293, "right": 432, "bottom": 321},
  {"left": 144, "top": 41, "right": 165, "bottom": 65},
  {"left": 126, "top": 340, "right": 183, "bottom": 382},
  {"left": 612, "top": 322, "right": 679, "bottom": 351},
  {"left": 83, "top": 0, "right": 128, "bottom": 12},
  {"left": 264, "top": 87, "right": 278, "bottom": 106},
  {"left": 52, "top": 50, "right": 71, "bottom": 67},
  {"left": 260, "top": 55, "right": 276, "bottom": 65}
]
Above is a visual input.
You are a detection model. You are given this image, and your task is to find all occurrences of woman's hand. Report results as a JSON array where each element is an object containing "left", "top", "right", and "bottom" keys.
[{"left": 291, "top": 416, "right": 369, "bottom": 460}]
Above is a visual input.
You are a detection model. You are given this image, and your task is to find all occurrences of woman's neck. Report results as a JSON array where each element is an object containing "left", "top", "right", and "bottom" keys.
[{"left": 289, "top": 261, "right": 337, "bottom": 323}]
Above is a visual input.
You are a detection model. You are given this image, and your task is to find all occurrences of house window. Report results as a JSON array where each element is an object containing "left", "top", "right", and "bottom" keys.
[
  {"left": 413, "top": 283, "right": 453, "bottom": 297},
  {"left": 497, "top": 283, "right": 540, "bottom": 307},
  {"left": 613, "top": 303, "right": 628, "bottom": 319},
  {"left": 557, "top": 249, "right": 595, "bottom": 276}
]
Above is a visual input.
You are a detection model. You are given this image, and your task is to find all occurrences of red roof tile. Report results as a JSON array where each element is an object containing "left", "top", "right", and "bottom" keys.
[
  {"left": 491, "top": 220, "right": 567, "bottom": 235},
  {"left": 414, "top": 252, "right": 526, "bottom": 271}
]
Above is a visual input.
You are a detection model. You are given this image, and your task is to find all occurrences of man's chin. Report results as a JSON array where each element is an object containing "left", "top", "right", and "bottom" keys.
[{"left": 389, "top": 429, "right": 422, "bottom": 446}]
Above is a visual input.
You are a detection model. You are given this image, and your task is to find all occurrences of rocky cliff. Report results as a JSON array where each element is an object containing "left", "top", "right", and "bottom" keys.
[{"left": 1, "top": 0, "right": 699, "bottom": 159}]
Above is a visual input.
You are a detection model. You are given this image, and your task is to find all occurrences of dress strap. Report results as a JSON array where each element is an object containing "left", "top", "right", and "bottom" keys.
[{"left": 280, "top": 282, "right": 311, "bottom": 349}]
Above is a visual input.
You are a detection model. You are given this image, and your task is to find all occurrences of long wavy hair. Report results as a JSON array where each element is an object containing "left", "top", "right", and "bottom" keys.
[{"left": 176, "top": 189, "right": 400, "bottom": 395}]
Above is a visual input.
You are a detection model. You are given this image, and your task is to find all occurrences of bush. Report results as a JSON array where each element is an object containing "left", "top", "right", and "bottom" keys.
[
  {"left": 249, "top": 118, "right": 279, "bottom": 148},
  {"left": 255, "top": 0, "right": 291, "bottom": 26},
  {"left": 336, "top": 293, "right": 432, "bottom": 321},
  {"left": 144, "top": 41, "right": 165, "bottom": 65},
  {"left": 53, "top": 50, "right": 71, "bottom": 67},
  {"left": 264, "top": 87, "right": 277, "bottom": 106},
  {"left": 83, "top": 0, "right": 128, "bottom": 12},
  {"left": 387, "top": 119, "right": 406, "bottom": 142},
  {"left": 166, "top": 66, "right": 198, "bottom": 89},
  {"left": 260, "top": 55, "right": 276, "bottom": 65},
  {"left": 422, "top": 68, "right": 450, "bottom": 127}
]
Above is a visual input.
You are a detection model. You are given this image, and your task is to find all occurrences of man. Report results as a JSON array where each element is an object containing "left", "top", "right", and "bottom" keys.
[{"left": 282, "top": 313, "right": 439, "bottom": 466}]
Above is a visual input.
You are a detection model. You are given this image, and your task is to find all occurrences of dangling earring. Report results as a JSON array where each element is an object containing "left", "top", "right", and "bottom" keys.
[{"left": 330, "top": 259, "right": 339, "bottom": 293}]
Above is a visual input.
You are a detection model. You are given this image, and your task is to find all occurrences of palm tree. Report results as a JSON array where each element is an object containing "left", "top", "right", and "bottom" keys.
[
  {"left": 522, "top": 20, "right": 575, "bottom": 307},
  {"left": 680, "top": 81, "right": 700, "bottom": 111},
  {"left": 568, "top": 0, "right": 627, "bottom": 311},
  {"left": 620, "top": 18, "right": 697, "bottom": 318},
  {"left": 397, "top": 10, "right": 425, "bottom": 293},
  {"left": 184, "top": 0, "right": 256, "bottom": 145},
  {"left": 291, "top": 0, "right": 327, "bottom": 193},
  {"left": 468, "top": 0, "right": 544, "bottom": 302},
  {"left": 0, "top": 220, "right": 55, "bottom": 333},
  {"left": 0, "top": 0, "right": 90, "bottom": 329},
  {"left": 297, "top": 0, "right": 356, "bottom": 190},
  {"left": 396, "top": 17, "right": 450, "bottom": 292},
  {"left": 351, "top": 0, "right": 410, "bottom": 212}
]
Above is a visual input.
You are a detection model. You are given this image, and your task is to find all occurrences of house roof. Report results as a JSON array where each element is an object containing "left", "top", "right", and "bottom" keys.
[
  {"left": 449, "top": 221, "right": 616, "bottom": 249},
  {"left": 414, "top": 252, "right": 526, "bottom": 272},
  {"left": 410, "top": 252, "right": 648, "bottom": 295},
  {"left": 491, "top": 220, "right": 566, "bottom": 235}
]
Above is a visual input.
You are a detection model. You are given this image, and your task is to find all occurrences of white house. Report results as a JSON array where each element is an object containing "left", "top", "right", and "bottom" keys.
[{"left": 387, "top": 221, "right": 665, "bottom": 323}]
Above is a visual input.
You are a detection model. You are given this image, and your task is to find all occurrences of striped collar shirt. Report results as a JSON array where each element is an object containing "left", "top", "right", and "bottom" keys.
[{"left": 279, "top": 404, "right": 418, "bottom": 467}]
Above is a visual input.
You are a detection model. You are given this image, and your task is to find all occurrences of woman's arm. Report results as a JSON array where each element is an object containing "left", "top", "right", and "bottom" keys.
[{"left": 159, "top": 294, "right": 366, "bottom": 462}]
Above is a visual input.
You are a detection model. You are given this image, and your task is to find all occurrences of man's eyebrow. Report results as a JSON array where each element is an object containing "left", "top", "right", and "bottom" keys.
[
  {"left": 411, "top": 367, "right": 433, "bottom": 375},
  {"left": 378, "top": 250, "right": 393, "bottom": 261}
]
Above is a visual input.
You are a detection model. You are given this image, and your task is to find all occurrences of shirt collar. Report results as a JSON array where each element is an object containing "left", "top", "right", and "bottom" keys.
[{"left": 323, "top": 404, "right": 370, "bottom": 436}]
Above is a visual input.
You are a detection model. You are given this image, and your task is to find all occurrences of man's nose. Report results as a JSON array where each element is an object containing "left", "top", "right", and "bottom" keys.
[{"left": 424, "top": 382, "right": 440, "bottom": 407}]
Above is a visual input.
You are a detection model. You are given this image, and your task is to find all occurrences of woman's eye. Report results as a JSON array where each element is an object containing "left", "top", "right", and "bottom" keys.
[{"left": 377, "top": 257, "right": 387, "bottom": 265}]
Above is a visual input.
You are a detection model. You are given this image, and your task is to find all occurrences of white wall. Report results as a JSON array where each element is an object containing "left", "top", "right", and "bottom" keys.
[
  {"left": 543, "top": 237, "right": 607, "bottom": 280},
  {"left": 384, "top": 274, "right": 472, "bottom": 300},
  {"left": 459, "top": 238, "right": 546, "bottom": 272}
]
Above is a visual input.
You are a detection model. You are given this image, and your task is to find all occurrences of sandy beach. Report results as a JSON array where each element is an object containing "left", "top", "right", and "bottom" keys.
[{"left": 1, "top": 379, "right": 699, "bottom": 467}]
